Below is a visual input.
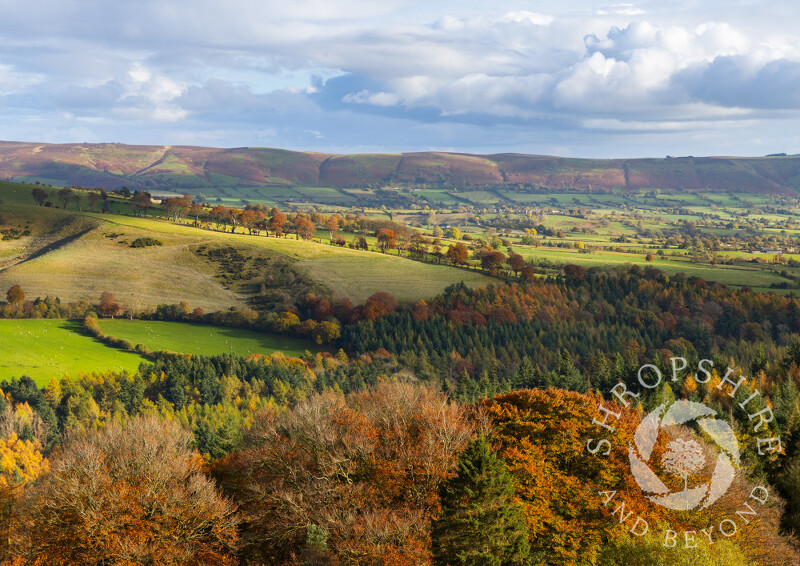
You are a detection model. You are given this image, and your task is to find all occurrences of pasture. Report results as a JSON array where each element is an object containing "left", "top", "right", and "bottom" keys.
[
  {"left": 4, "top": 179, "right": 800, "bottom": 307},
  {"left": 0, "top": 204, "right": 495, "bottom": 311},
  {"left": 98, "top": 320, "right": 316, "bottom": 357},
  {"left": 0, "top": 319, "right": 146, "bottom": 385},
  {"left": 79, "top": 212, "right": 496, "bottom": 303},
  {"left": 0, "top": 319, "right": 318, "bottom": 386}
]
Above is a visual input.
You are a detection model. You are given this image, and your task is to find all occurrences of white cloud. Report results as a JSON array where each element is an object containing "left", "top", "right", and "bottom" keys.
[
  {"left": 499, "top": 11, "right": 555, "bottom": 26},
  {"left": 0, "top": 0, "right": 799, "bottom": 155},
  {"left": 106, "top": 63, "right": 190, "bottom": 122},
  {"left": 582, "top": 117, "right": 756, "bottom": 131},
  {"left": 552, "top": 20, "right": 763, "bottom": 114},
  {"left": 0, "top": 64, "right": 44, "bottom": 94},
  {"left": 596, "top": 5, "right": 646, "bottom": 17}
]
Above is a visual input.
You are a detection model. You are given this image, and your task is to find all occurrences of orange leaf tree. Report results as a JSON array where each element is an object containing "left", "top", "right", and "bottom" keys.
[
  {"left": 19, "top": 416, "right": 238, "bottom": 565},
  {"left": 481, "top": 389, "right": 656, "bottom": 565}
]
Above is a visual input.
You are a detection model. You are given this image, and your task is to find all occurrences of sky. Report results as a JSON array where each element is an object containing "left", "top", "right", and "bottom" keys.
[{"left": 1, "top": 0, "right": 799, "bottom": 157}]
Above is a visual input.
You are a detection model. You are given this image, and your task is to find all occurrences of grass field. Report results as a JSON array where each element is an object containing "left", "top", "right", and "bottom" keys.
[
  {"left": 0, "top": 319, "right": 319, "bottom": 386},
  {"left": 3, "top": 178, "right": 799, "bottom": 309},
  {"left": 514, "top": 246, "right": 788, "bottom": 289},
  {"left": 99, "top": 320, "right": 317, "bottom": 357},
  {"left": 0, "top": 319, "right": 146, "bottom": 385},
  {"left": 0, "top": 204, "right": 495, "bottom": 310},
  {"left": 79, "top": 212, "right": 496, "bottom": 303},
  {"left": 0, "top": 205, "right": 246, "bottom": 312},
  {"left": 299, "top": 255, "right": 492, "bottom": 302}
]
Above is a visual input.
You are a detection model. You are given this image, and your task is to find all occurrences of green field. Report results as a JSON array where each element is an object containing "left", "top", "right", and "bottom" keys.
[
  {"left": 0, "top": 319, "right": 146, "bottom": 385},
  {"left": 0, "top": 319, "right": 319, "bottom": 386},
  {"left": 0, "top": 205, "right": 246, "bottom": 313},
  {"left": 98, "top": 320, "right": 316, "bottom": 357},
  {"left": 3, "top": 178, "right": 800, "bottom": 307}
]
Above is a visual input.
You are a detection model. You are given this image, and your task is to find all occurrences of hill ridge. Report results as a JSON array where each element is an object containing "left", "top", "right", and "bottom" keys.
[{"left": 1, "top": 140, "right": 799, "bottom": 194}]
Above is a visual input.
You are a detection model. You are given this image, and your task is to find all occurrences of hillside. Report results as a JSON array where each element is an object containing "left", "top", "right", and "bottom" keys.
[
  {"left": 2, "top": 141, "right": 800, "bottom": 198},
  {"left": 0, "top": 198, "right": 493, "bottom": 310}
]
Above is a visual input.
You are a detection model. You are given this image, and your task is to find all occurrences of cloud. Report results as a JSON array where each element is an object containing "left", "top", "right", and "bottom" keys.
[
  {"left": 0, "top": 64, "right": 44, "bottom": 93},
  {"left": 676, "top": 56, "right": 800, "bottom": 109},
  {"left": 596, "top": 5, "right": 646, "bottom": 17},
  {"left": 0, "top": 0, "right": 799, "bottom": 156},
  {"left": 553, "top": 21, "right": 753, "bottom": 114}
]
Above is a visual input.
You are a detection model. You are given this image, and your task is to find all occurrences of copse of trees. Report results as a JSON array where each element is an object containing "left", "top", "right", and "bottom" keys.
[
  {"left": 0, "top": 346, "right": 421, "bottom": 464},
  {"left": 340, "top": 265, "right": 800, "bottom": 409},
  {"left": 39, "top": 190, "right": 530, "bottom": 279},
  {"left": 1, "top": 286, "right": 122, "bottom": 320}
]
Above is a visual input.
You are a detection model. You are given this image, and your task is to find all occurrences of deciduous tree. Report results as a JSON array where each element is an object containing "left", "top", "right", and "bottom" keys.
[
  {"left": 364, "top": 292, "right": 397, "bottom": 321},
  {"left": 376, "top": 229, "right": 397, "bottom": 253},
  {"left": 6, "top": 285, "right": 24, "bottom": 306},
  {"left": 480, "top": 250, "right": 505, "bottom": 275},
  {"left": 130, "top": 191, "right": 152, "bottom": 216},
  {"left": 57, "top": 187, "right": 72, "bottom": 209},
  {"left": 217, "top": 382, "right": 472, "bottom": 566},
  {"left": 481, "top": 389, "right": 649, "bottom": 565},
  {"left": 294, "top": 215, "right": 316, "bottom": 240},
  {"left": 20, "top": 417, "right": 239, "bottom": 565},
  {"left": 30, "top": 188, "right": 47, "bottom": 206},
  {"left": 446, "top": 244, "right": 469, "bottom": 266},
  {"left": 269, "top": 210, "right": 287, "bottom": 237},
  {"left": 87, "top": 191, "right": 101, "bottom": 211},
  {"left": 507, "top": 253, "right": 525, "bottom": 278},
  {"left": 97, "top": 291, "right": 120, "bottom": 318}
]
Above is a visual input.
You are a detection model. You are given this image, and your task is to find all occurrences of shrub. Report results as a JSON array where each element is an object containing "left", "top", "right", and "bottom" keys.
[{"left": 130, "top": 237, "right": 163, "bottom": 248}]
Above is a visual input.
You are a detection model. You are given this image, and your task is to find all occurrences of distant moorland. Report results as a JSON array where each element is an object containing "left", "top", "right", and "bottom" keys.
[{"left": 2, "top": 141, "right": 800, "bottom": 201}]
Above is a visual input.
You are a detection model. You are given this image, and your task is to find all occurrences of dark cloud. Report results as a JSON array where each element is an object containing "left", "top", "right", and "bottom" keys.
[{"left": 676, "top": 56, "right": 800, "bottom": 109}]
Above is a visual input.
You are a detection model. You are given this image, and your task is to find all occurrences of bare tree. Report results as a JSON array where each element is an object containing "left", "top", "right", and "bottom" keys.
[{"left": 19, "top": 416, "right": 239, "bottom": 565}]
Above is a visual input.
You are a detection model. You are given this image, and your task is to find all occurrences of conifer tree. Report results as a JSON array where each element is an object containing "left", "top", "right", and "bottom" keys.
[
  {"left": 514, "top": 356, "right": 534, "bottom": 390},
  {"left": 431, "top": 437, "right": 529, "bottom": 566}
]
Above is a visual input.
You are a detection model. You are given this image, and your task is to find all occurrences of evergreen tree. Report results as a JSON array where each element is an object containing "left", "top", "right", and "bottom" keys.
[
  {"left": 515, "top": 356, "right": 534, "bottom": 390},
  {"left": 750, "top": 345, "right": 768, "bottom": 376},
  {"left": 165, "top": 372, "right": 187, "bottom": 409},
  {"left": 431, "top": 437, "right": 530, "bottom": 566}
]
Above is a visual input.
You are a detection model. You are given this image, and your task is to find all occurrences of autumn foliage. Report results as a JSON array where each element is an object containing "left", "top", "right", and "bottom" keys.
[
  {"left": 0, "top": 334, "right": 797, "bottom": 565},
  {"left": 480, "top": 389, "right": 642, "bottom": 564},
  {"left": 5, "top": 286, "right": 24, "bottom": 307},
  {"left": 14, "top": 417, "right": 238, "bottom": 565},
  {"left": 216, "top": 381, "right": 474, "bottom": 565}
]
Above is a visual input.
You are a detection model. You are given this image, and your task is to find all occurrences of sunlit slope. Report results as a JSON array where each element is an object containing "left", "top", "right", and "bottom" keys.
[
  {"left": 1, "top": 141, "right": 800, "bottom": 195},
  {"left": 0, "top": 205, "right": 494, "bottom": 308}
]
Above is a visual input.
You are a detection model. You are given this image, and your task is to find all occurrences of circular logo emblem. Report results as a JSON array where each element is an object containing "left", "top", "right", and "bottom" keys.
[{"left": 629, "top": 400, "right": 740, "bottom": 511}]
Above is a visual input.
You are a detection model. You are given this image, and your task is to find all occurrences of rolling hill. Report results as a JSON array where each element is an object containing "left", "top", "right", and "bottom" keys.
[
  {"left": 0, "top": 200, "right": 493, "bottom": 310},
  {"left": 1, "top": 141, "right": 800, "bottom": 197}
]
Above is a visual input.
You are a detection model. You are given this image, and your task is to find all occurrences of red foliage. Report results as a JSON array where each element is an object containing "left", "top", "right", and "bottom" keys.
[{"left": 364, "top": 292, "right": 398, "bottom": 321}]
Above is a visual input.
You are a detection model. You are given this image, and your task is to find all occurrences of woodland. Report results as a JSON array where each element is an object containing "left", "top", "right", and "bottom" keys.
[{"left": 2, "top": 181, "right": 800, "bottom": 564}]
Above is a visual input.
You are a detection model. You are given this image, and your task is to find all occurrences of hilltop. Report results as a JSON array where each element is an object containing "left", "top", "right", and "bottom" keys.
[{"left": 2, "top": 141, "right": 800, "bottom": 199}]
